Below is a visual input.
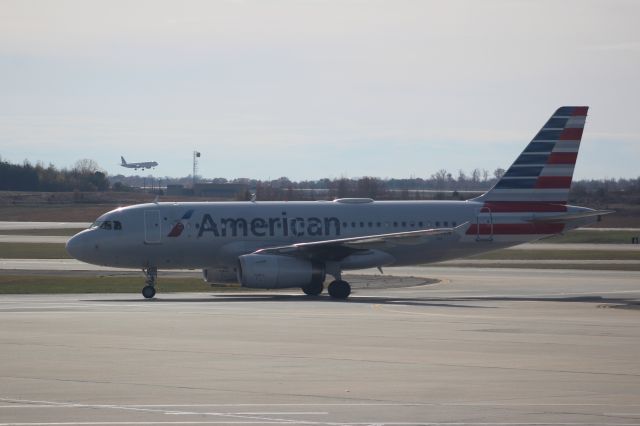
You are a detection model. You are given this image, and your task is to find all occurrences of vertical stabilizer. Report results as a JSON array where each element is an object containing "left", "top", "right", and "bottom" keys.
[
  {"left": 476, "top": 106, "right": 588, "bottom": 204},
  {"left": 121, "top": 156, "right": 127, "bottom": 166}
]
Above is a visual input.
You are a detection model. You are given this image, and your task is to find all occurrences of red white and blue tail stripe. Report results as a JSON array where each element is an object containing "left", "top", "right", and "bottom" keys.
[
  {"left": 476, "top": 106, "right": 588, "bottom": 204},
  {"left": 466, "top": 106, "right": 592, "bottom": 240}
]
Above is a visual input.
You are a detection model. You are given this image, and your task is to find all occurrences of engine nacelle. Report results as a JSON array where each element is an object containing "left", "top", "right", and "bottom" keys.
[
  {"left": 237, "top": 254, "right": 325, "bottom": 289},
  {"left": 202, "top": 267, "right": 238, "bottom": 284}
]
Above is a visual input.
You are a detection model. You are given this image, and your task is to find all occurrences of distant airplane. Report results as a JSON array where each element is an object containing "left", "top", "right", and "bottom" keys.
[
  {"left": 120, "top": 156, "right": 158, "bottom": 171},
  {"left": 68, "top": 107, "right": 611, "bottom": 300}
]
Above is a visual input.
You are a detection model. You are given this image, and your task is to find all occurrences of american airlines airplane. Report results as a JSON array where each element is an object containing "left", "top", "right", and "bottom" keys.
[
  {"left": 120, "top": 156, "right": 158, "bottom": 171},
  {"left": 67, "top": 106, "right": 609, "bottom": 299}
]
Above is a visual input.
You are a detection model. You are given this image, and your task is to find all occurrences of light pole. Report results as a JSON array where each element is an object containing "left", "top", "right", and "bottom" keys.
[{"left": 193, "top": 151, "right": 201, "bottom": 188}]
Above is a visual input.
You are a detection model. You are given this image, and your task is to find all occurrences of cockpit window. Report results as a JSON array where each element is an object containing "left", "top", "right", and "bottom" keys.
[
  {"left": 95, "top": 220, "right": 123, "bottom": 231},
  {"left": 90, "top": 220, "right": 103, "bottom": 229}
]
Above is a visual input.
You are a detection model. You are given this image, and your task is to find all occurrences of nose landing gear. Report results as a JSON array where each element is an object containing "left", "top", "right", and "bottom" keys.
[{"left": 142, "top": 267, "right": 157, "bottom": 299}]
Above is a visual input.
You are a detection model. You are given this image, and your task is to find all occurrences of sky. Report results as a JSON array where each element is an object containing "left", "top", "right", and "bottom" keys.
[{"left": 1, "top": 0, "right": 639, "bottom": 181}]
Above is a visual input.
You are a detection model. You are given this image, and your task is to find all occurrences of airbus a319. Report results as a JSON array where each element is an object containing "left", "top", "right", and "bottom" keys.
[
  {"left": 120, "top": 156, "right": 158, "bottom": 171},
  {"left": 68, "top": 107, "right": 609, "bottom": 299}
]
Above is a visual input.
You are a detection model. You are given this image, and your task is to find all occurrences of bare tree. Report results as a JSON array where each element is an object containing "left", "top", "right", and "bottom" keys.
[{"left": 73, "top": 159, "right": 102, "bottom": 174}]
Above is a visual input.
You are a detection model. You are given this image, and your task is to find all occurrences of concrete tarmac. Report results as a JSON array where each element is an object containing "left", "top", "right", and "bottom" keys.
[{"left": 1, "top": 268, "right": 639, "bottom": 425}]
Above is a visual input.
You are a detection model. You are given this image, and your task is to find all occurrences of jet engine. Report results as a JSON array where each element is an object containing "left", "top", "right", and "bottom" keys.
[
  {"left": 237, "top": 254, "right": 325, "bottom": 289},
  {"left": 202, "top": 267, "right": 238, "bottom": 284}
]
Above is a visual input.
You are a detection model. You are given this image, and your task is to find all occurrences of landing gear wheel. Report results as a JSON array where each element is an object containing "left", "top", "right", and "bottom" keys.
[
  {"left": 142, "top": 266, "right": 157, "bottom": 299},
  {"left": 142, "top": 285, "right": 156, "bottom": 299},
  {"left": 302, "top": 281, "right": 324, "bottom": 296},
  {"left": 328, "top": 280, "right": 351, "bottom": 299}
]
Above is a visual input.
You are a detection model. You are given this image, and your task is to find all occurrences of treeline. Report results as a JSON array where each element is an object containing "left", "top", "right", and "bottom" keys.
[
  {"left": 0, "top": 158, "right": 109, "bottom": 192},
  {"left": 111, "top": 167, "right": 506, "bottom": 194},
  {"left": 571, "top": 178, "right": 640, "bottom": 205},
  {"left": 111, "top": 171, "right": 640, "bottom": 204},
  {"left": 3, "top": 157, "right": 639, "bottom": 205}
]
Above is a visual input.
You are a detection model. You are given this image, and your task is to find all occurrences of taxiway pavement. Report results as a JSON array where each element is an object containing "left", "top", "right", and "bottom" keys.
[{"left": 1, "top": 267, "right": 639, "bottom": 425}]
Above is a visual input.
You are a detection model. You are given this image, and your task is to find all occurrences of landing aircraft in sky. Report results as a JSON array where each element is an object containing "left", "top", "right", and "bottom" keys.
[
  {"left": 67, "top": 107, "right": 609, "bottom": 299},
  {"left": 120, "top": 156, "right": 158, "bottom": 171}
]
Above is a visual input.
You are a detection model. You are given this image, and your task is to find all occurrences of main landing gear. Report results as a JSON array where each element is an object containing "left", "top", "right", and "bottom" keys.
[
  {"left": 301, "top": 265, "right": 351, "bottom": 299},
  {"left": 142, "top": 266, "right": 157, "bottom": 299},
  {"left": 328, "top": 280, "right": 351, "bottom": 299},
  {"left": 302, "top": 280, "right": 324, "bottom": 296},
  {"left": 301, "top": 279, "right": 351, "bottom": 299}
]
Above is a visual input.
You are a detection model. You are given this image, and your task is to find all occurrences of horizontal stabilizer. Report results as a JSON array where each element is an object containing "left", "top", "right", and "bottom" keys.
[{"left": 527, "top": 210, "right": 614, "bottom": 223}]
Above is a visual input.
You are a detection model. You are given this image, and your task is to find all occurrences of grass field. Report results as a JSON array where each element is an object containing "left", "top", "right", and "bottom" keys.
[
  {"left": 0, "top": 228, "right": 84, "bottom": 236},
  {"left": 1, "top": 193, "right": 639, "bottom": 227},
  {"left": 431, "top": 263, "right": 640, "bottom": 271},
  {"left": 0, "top": 275, "right": 251, "bottom": 294},
  {"left": 2, "top": 235, "right": 640, "bottom": 261},
  {"left": 0, "top": 243, "right": 71, "bottom": 259},
  {"left": 534, "top": 229, "right": 640, "bottom": 244},
  {"left": 473, "top": 249, "right": 640, "bottom": 261}
]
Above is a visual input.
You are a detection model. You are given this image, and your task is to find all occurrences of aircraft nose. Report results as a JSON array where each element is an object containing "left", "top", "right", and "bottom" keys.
[{"left": 65, "top": 232, "right": 90, "bottom": 261}]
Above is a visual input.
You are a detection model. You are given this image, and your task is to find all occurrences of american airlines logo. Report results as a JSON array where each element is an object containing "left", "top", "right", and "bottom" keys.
[
  {"left": 197, "top": 212, "right": 341, "bottom": 238},
  {"left": 167, "top": 210, "right": 195, "bottom": 237}
]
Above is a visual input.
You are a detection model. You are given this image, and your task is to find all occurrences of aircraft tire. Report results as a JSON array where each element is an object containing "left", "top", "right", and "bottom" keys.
[
  {"left": 142, "top": 285, "right": 156, "bottom": 299},
  {"left": 328, "top": 280, "right": 351, "bottom": 299},
  {"left": 302, "top": 281, "right": 324, "bottom": 296}
]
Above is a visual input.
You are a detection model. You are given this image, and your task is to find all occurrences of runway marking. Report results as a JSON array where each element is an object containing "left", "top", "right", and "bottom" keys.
[
  {"left": 2, "top": 422, "right": 640, "bottom": 426},
  {"left": 166, "top": 412, "right": 328, "bottom": 415},
  {"left": 3, "top": 399, "right": 640, "bottom": 425},
  {"left": 4, "top": 399, "right": 640, "bottom": 408},
  {"left": 6, "top": 398, "right": 640, "bottom": 425},
  {"left": 0, "top": 398, "right": 327, "bottom": 425}
]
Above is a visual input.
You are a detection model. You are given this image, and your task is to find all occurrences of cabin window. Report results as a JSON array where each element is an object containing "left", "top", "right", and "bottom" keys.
[
  {"left": 351, "top": 222, "right": 356, "bottom": 228},
  {"left": 342, "top": 222, "right": 348, "bottom": 228},
  {"left": 444, "top": 221, "right": 449, "bottom": 227},
  {"left": 368, "top": 222, "right": 373, "bottom": 227},
  {"left": 418, "top": 221, "right": 424, "bottom": 227},
  {"left": 452, "top": 221, "right": 457, "bottom": 226},
  {"left": 359, "top": 222, "right": 364, "bottom": 227},
  {"left": 401, "top": 221, "right": 406, "bottom": 227},
  {"left": 435, "top": 221, "right": 440, "bottom": 227},
  {"left": 393, "top": 221, "right": 398, "bottom": 227},
  {"left": 376, "top": 222, "right": 381, "bottom": 227}
]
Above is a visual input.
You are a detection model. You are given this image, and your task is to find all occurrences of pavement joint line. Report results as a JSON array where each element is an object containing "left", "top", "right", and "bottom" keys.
[
  {"left": 4, "top": 403, "right": 640, "bottom": 407},
  {"left": 2, "top": 422, "right": 640, "bottom": 426}
]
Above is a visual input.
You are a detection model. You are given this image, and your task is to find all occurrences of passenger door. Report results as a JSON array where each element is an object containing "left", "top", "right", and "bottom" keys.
[{"left": 144, "top": 210, "right": 162, "bottom": 244}]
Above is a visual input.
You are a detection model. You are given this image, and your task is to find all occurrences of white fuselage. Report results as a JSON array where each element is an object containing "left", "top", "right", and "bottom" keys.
[{"left": 65, "top": 199, "right": 596, "bottom": 271}]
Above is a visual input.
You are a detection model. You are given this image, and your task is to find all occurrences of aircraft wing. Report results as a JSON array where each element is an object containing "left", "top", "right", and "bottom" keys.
[{"left": 256, "top": 222, "right": 469, "bottom": 261}]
